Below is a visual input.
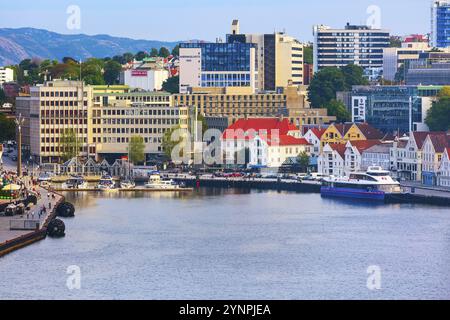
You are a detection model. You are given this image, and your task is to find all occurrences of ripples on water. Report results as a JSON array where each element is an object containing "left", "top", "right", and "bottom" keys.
[{"left": 1, "top": 188, "right": 449, "bottom": 300}]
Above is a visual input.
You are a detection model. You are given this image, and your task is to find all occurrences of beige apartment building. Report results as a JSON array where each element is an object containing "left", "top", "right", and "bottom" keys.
[
  {"left": 173, "top": 86, "right": 335, "bottom": 128},
  {"left": 17, "top": 81, "right": 188, "bottom": 164},
  {"left": 231, "top": 20, "right": 304, "bottom": 91}
]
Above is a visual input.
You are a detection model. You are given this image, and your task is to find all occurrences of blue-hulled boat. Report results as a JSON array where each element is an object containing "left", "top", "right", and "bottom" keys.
[{"left": 321, "top": 166, "right": 402, "bottom": 201}]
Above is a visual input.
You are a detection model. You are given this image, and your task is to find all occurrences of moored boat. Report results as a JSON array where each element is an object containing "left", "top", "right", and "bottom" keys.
[
  {"left": 145, "top": 174, "right": 180, "bottom": 189},
  {"left": 62, "top": 176, "right": 89, "bottom": 190},
  {"left": 120, "top": 180, "right": 136, "bottom": 189},
  {"left": 97, "top": 174, "right": 117, "bottom": 191},
  {"left": 321, "top": 166, "right": 402, "bottom": 201}
]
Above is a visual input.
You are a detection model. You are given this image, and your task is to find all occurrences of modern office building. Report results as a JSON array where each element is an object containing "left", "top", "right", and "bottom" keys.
[
  {"left": 0, "top": 67, "right": 14, "bottom": 85},
  {"left": 405, "top": 52, "right": 450, "bottom": 85},
  {"left": 313, "top": 23, "right": 390, "bottom": 73},
  {"left": 431, "top": 1, "right": 450, "bottom": 48},
  {"left": 179, "top": 40, "right": 258, "bottom": 94},
  {"left": 338, "top": 85, "right": 440, "bottom": 134},
  {"left": 173, "top": 86, "right": 336, "bottom": 128},
  {"left": 383, "top": 42, "right": 431, "bottom": 81},
  {"left": 179, "top": 20, "right": 304, "bottom": 94},
  {"left": 17, "top": 81, "right": 189, "bottom": 164},
  {"left": 238, "top": 27, "right": 304, "bottom": 91}
]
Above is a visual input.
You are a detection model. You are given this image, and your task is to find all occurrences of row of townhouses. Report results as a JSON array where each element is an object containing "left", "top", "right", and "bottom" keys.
[{"left": 316, "top": 129, "right": 450, "bottom": 187}]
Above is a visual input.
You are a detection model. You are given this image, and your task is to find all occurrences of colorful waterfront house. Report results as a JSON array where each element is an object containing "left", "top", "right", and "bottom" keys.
[
  {"left": 318, "top": 143, "right": 346, "bottom": 177},
  {"left": 221, "top": 117, "right": 301, "bottom": 166},
  {"left": 320, "top": 123, "right": 384, "bottom": 149},
  {"left": 343, "top": 140, "right": 383, "bottom": 176},
  {"left": 361, "top": 143, "right": 393, "bottom": 171},
  {"left": 391, "top": 132, "right": 430, "bottom": 181},
  {"left": 438, "top": 148, "right": 450, "bottom": 188},
  {"left": 249, "top": 134, "right": 312, "bottom": 169},
  {"left": 421, "top": 132, "right": 450, "bottom": 186},
  {"left": 304, "top": 128, "right": 326, "bottom": 159}
]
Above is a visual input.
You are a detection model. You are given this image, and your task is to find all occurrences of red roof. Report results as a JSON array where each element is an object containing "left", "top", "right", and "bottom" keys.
[
  {"left": 356, "top": 123, "right": 384, "bottom": 140},
  {"left": 222, "top": 118, "right": 299, "bottom": 140},
  {"left": 331, "top": 123, "right": 384, "bottom": 140},
  {"left": 310, "top": 128, "right": 327, "bottom": 139},
  {"left": 412, "top": 132, "right": 432, "bottom": 149},
  {"left": 348, "top": 140, "right": 383, "bottom": 153},
  {"left": 262, "top": 135, "right": 311, "bottom": 146},
  {"left": 428, "top": 133, "right": 450, "bottom": 153},
  {"left": 446, "top": 148, "right": 450, "bottom": 159},
  {"left": 329, "top": 143, "right": 346, "bottom": 159}
]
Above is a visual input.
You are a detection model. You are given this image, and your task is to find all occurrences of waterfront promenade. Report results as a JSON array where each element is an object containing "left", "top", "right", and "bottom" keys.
[
  {"left": 401, "top": 181, "right": 450, "bottom": 199},
  {"left": 0, "top": 187, "right": 63, "bottom": 257}
]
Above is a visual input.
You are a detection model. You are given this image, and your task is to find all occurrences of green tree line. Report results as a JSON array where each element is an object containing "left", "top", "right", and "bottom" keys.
[{"left": 5, "top": 46, "right": 180, "bottom": 87}]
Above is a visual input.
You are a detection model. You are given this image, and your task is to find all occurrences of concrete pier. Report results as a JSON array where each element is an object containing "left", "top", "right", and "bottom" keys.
[{"left": 0, "top": 187, "right": 64, "bottom": 257}]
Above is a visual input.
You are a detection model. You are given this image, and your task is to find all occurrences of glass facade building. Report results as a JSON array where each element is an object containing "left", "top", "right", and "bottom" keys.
[
  {"left": 180, "top": 42, "right": 257, "bottom": 91},
  {"left": 405, "top": 52, "right": 450, "bottom": 85},
  {"left": 432, "top": 1, "right": 450, "bottom": 48},
  {"left": 344, "top": 86, "right": 431, "bottom": 134}
]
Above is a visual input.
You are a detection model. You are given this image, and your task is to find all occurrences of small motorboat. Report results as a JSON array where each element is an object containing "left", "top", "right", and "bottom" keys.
[
  {"left": 62, "top": 176, "right": 88, "bottom": 190},
  {"left": 145, "top": 174, "right": 180, "bottom": 189},
  {"left": 97, "top": 174, "right": 117, "bottom": 191},
  {"left": 120, "top": 180, "right": 136, "bottom": 189}
]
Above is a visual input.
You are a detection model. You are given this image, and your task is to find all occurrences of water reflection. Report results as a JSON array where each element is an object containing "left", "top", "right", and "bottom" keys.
[{"left": 1, "top": 188, "right": 449, "bottom": 300}]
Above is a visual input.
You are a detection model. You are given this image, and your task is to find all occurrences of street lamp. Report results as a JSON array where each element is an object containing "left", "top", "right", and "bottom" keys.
[{"left": 15, "top": 113, "right": 25, "bottom": 177}]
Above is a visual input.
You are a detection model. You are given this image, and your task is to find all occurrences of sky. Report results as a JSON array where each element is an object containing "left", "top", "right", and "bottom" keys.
[{"left": 0, "top": 0, "right": 431, "bottom": 42}]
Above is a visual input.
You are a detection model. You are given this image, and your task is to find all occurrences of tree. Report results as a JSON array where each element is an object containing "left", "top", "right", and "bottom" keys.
[
  {"left": 104, "top": 60, "right": 122, "bottom": 85},
  {"left": 171, "top": 45, "right": 180, "bottom": 57},
  {"left": 438, "top": 86, "right": 450, "bottom": 98},
  {"left": 308, "top": 67, "right": 346, "bottom": 108},
  {"left": 150, "top": 48, "right": 159, "bottom": 57},
  {"left": 60, "top": 129, "right": 81, "bottom": 162},
  {"left": 0, "top": 88, "right": 6, "bottom": 105},
  {"left": 81, "top": 58, "right": 105, "bottom": 85},
  {"left": 159, "top": 47, "right": 170, "bottom": 58},
  {"left": 135, "top": 51, "right": 149, "bottom": 61},
  {"left": 0, "top": 113, "right": 15, "bottom": 142},
  {"left": 389, "top": 37, "right": 402, "bottom": 48},
  {"left": 303, "top": 45, "right": 313, "bottom": 65},
  {"left": 425, "top": 96, "right": 450, "bottom": 131},
  {"left": 326, "top": 99, "right": 351, "bottom": 123},
  {"left": 297, "top": 151, "right": 310, "bottom": 173},
  {"left": 341, "top": 64, "right": 368, "bottom": 88},
  {"left": 162, "top": 76, "right": 179, "bottom": 93},
  {"left": 162, "top": 125, "right": 183, "bottom": 159},
  {"left": 128, "top": 135, "right": 145, "bottom": 165},
  {"left": 196, "top": 113, "right": 208, "bottom": 135},
  {"left": 308, "top": 65, "right": 368, "bottom": 108}
]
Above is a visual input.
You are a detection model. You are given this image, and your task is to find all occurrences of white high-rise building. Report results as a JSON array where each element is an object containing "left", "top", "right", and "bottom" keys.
[{"left": 313, "top": 23, "right": 390, "bottom": 73}]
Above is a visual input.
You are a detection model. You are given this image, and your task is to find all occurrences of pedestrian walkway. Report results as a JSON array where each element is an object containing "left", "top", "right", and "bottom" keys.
[
  {"left": 0, "top": 187, "right": 62, "bottom": 244},
  {"left": 401, "top": 181, "right": 450, "bottom": 199}
]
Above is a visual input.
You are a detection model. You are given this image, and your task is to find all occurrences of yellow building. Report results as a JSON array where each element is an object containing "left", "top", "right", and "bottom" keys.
[{"left": 320, "top": 123, "right": 385, "bottom": 148}]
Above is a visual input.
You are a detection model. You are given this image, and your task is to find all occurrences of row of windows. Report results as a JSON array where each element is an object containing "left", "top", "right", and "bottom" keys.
[
  {"left": 176, "top": 95, "right": 285, "bottom": 102},
  {"left": 41, "top": 100, "right": 88, "bottom": 107},
  {"left": 40, "top": 91, "right": 79, "bottom": 98},
  {"left": 99, "top": 118, "right": 178, "bottom": 126},
  {"left": 100, "top": 109, "right": 179, "bottom": 116},
  {"left": 41, "top": 119, "right": 88, "bottom": 125},
  {"left": 98, "top": 136, "right": 163, "bottom": 144}
]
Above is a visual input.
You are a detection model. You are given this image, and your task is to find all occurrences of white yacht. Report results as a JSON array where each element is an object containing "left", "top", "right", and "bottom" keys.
[
  {"left": 321, "top": 166, "right": 402, "bottom": 201},
  {"left": 120, "top": 180, "right": 136, "bottom": 189},
  {"left": 145, "top": 174, "right": 180, "bottom": 190},
  {"left": 97, "top": 174, "right": 117, "bottom": 191},
  {"left": 62, "top": 176, "right": 89, "bottom": 190}
]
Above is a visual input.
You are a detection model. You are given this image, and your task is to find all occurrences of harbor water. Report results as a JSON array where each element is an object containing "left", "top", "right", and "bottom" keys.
[{"left": 0, "top": 188, "right": 449, "bottom": 300}]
